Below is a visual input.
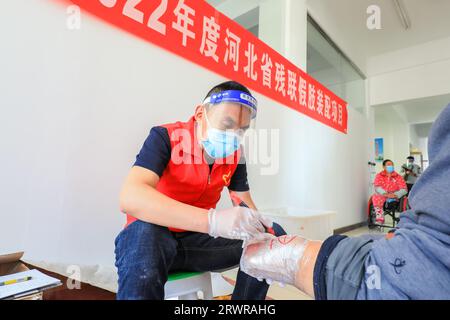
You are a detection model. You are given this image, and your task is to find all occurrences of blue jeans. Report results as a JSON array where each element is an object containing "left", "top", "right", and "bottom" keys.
[{"left": 114, "top": 220, "right": 286, "bottom": 300}]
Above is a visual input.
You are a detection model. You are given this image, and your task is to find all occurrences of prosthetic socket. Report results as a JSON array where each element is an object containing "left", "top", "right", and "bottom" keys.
[{"left": 240, "top": 235, "right": 308, "bottom": 285}]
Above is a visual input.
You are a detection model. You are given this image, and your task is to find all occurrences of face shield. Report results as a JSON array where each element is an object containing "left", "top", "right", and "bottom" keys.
[
  {"left": 201, "top": 90, "right": 257, "bottom": 159},
  {"left": 202, "top": 90, "right": 257, "bottom": 137}
]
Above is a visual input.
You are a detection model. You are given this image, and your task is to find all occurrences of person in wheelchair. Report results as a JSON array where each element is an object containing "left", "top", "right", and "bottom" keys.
[{"left": 372, "top": 160, "right": 408, "bottom": 224}]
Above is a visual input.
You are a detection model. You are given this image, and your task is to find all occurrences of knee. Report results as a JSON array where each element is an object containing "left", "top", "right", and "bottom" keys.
[
  {"left": 116, "top": 262, "right": 165, "bottom": 300},
  {"left": 118, "top": 256, "right": 159, "bottom": 275},
  {"left": 125, "top": 262, "right": 162, "bottom": 284},
  {"left": 115, "top": 221, "right": 177, "bottom": 269}
]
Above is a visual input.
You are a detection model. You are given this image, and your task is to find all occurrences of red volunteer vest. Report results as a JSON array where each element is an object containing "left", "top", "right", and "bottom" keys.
[{"left": 125, "top": 116, "right": 241, "bottom": 232}]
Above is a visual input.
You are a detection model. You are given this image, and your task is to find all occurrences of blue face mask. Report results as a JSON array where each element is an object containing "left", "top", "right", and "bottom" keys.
[
  {"left": 386, "top": 165, "right": 395, "bottom": 173},
  {"left": 202, "top": 128, "right": 240, "bottom": 159},
  {"left": 201, "top": 113, "right": 241, "bottom": 159}
]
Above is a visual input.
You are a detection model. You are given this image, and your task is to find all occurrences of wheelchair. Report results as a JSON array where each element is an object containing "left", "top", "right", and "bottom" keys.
[{"left": 367, "top": 195, "right": 410, "bottom": 229}]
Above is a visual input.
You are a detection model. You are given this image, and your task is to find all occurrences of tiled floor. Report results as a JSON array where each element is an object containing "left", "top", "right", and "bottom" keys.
[{"left": 220, "top": 225, "right": 387, "bottom": 300}]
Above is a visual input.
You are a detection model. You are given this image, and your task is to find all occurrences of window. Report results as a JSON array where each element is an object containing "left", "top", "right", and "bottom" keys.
[{"left": 307, "top": 16, "right": 366, "bottom": 114}]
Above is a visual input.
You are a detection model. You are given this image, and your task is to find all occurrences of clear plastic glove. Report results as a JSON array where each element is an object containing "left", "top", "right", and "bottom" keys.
[
  {"left": 207, "top": 207, "right": 274, "bottom": 241},
  {"left": 240, "top": 235, "right": 308, "bottom": 286}
]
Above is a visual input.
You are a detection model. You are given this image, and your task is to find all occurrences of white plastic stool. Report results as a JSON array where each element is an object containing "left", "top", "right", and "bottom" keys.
[{"left": 164, "top": 271, "right": 213, "bottom": 300}]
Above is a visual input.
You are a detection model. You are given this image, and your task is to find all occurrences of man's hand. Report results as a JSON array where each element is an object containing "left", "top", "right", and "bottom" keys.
[{"left": 208, "top": 207, "right": 273, "bottom": 241}]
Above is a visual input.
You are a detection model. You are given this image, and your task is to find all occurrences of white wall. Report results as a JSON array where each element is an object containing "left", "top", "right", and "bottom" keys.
[
  {"left": 215, "top": 0, "right": 307, "bottom": 69},
  {"left": 367, "top": 30, "right": 450, "bottom": 178},
  {"left": 410, "top": 123, "right": 432, "bottom": 170},
  {"left": 409, "top": 123, "right": 420, "bottom": 151},
  {"left": 368, "top": 38, "right": 450, "bottom": 172},
  {"left": 0, "top": 0, "right": 371, "bottom": 278},
  {"left": 374, "top": 110, "right": 410, "bottom": 172},
  {"left": 369, "top": 36, "right": 450, "bottom": 106}
]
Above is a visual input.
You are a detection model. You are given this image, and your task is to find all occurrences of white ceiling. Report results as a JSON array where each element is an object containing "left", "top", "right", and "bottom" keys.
[
  {"left": 309, "top": 0, "right": 450, "bottom": 56},
  {"left": 209, "top": 0, "right": 450, "bottom": 72},
  {"left": 374, "top": 93, "right": 450, "bottom": 124}
]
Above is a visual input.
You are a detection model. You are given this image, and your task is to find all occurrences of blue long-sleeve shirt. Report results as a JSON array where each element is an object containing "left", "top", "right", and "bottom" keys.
[{"left": 357, "top": 104, "right": 450, "bottom": 299}]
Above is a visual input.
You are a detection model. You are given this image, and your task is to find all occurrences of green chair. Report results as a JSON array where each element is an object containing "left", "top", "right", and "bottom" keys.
[{"left": 164, "top": 271, "right": 213, "bottom": 300}]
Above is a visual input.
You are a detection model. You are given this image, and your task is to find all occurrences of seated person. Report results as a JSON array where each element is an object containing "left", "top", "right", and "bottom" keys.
[
  {"left": 115, "top": 81, "right": 285, "bottom": 300},
  {"left": 372, "top": 160, "right": 407, "bottom": 224},
  {"left": 240, "top": 103, "right": 450, "bottom": 300}
]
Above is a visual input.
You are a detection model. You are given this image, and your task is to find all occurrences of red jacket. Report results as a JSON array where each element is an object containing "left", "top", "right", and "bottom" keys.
[
  {"left": 374, "top": 171, "right": 407, "bottom": 193},
  {"left": 126, "top": 116, "right": 241, "bottom": 232}
]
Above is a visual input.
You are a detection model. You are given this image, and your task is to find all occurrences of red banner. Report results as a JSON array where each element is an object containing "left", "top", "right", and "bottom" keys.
[{"left": 68, "top": 0, "right": 348, "bottom": 133}]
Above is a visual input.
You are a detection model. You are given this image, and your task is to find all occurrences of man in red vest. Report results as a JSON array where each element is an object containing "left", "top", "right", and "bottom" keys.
[{"left": 115, "top": 81, "right": 285, "bottom": 300}]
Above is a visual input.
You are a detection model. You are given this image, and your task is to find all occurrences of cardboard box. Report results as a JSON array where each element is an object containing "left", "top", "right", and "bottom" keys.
[{"left": 0, "top": 252, "right": 43, "bottom": 300}]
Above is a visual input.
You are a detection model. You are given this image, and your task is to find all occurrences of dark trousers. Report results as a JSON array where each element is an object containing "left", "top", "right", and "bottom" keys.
[
  {"left": 407, "top": 183, "right": 414, "bottom": 194},
  {"left": 114, "top": 220, "right": 286, "bottom": 300}
]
